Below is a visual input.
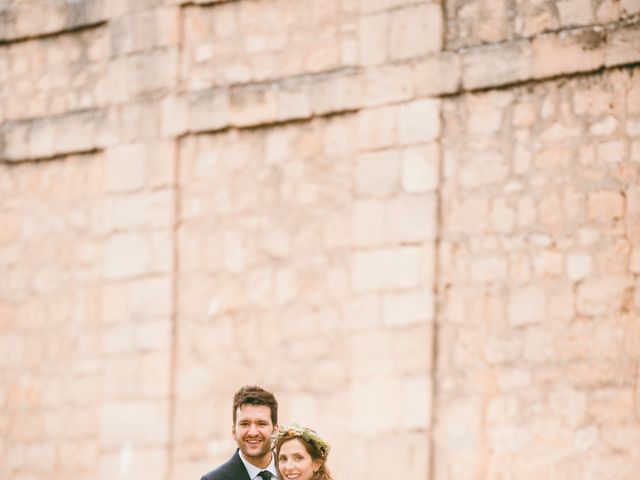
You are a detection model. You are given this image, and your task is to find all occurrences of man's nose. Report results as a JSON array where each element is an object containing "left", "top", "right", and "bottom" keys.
[{"left": 248, "top": 423, "right": 258, "bottom": 434}]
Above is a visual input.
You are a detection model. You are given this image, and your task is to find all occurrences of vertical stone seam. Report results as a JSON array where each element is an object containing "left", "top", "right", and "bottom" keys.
[
  {"left": 439, "top": 0, "right": 449, "bottom": 53},
  {"left": 167, "top": 5, "right": 185, "bottom": 480},
  {"left": 427, "top": 2, "right": 449, "bottom": 477},
  {"left": 167, "top": 136, "right": 180, "bottom": 480},
  {"left": 428, "top": 116, "right": 443, "bottom": 480}
]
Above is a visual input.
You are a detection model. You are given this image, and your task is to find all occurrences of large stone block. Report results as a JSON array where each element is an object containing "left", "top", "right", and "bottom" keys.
[
  {"left": 354, "top": 199, "right": 387, "bottom": 247},
  {"left": 1, "top": 26, "right": 109, "bottom": 122},
  {"left": 606, "top": 23, "right": 640, "bottom": 67},
  {"left": 311, "top": 73, "right": 363, "bottom": 115},
  {"left": 347, "top": 330, "right": 395, "bottom": 378},
  {"left": 508, "top": 286, "right": 546, "bottom": 326},
  {"left": 228, "top": 84, "right": 277, "bottom": 127},
  {"left": 388, "top": 194, "right": 438, "bottom": 243},
  {"left": 358, "top": 12, "right": 389, "bottom": 66},
  {"left": 414, "top": 52, "right": 462, "bottom": 97},
  {"left": 401, "top": 143, "right": 440, "bottom": 193},
  {"left": 104, "top": 232, "right": 152, "bottom": 280},
  {"left": 557, "top": 0, "right": 595, "bottom": 27},
  {"left": 383, "top": 288, "right": 434, "bottom": 325},
  {"left": 109, "top": 7, "right": 179, "bottom": 55},
  {"left": 2, "top": 110, "right": 108, "bottom": 162},
  {"left": 349, "top": 377, "right": 403, "bottom": 435},
  {"left": 363, "top": 64, "right": 414, "bottom": 107},
  {"left": 357, "top": 105, "right": 399, "bottom": 150},
  {"left": 399, "top": 98, "right": 441, "bottom": 145},
  {"left": 532, "top": 28, "right": 606, "bottom": 79},
  {"left": 128, "top": 277, "right": 173, "bottom": 318},
  {"left": 576, "top": 275, "right": 632, "bottom": 316},
  {"left": 107, "top": 48, "right": 178, "bottom": 104},
  {"left": 355, "top": 149, "right": 401, "bottom": 197},
  {"left": 105, "top": 144, "right": 146, "bottom": 193},
  {"left": 462, "top": 41, "right": 531, "bottom": 90},
  {"left": 181, "top": 0, "right": 352, "bottom": 87},
  {"left": 99, "top": 446, "right": 168, "bottom": 480},
  {"left": 351, "top": 246, "right": 425, "bottom": 292},
  {"left": 0, "top": 0, "right": 106, "bottom": 41},
  {"left": 588, "top": 190, "right": 626, "bottom": 222},
  {"left": 99, "top": 400, "right": 169, "bottom": 447},
  {"left": 389, "top": 4, "right": 443, "bottom": 60}
]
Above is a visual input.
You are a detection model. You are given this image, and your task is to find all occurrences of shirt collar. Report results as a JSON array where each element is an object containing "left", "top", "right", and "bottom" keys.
[{"left": 238, "top": 449, "right": 279, "bottom": 480}]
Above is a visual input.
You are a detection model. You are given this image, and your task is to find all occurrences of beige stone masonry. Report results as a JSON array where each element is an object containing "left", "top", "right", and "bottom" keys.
[
  {"left": 181, "top": 0, "right": 355, "bottom": 88},
  {"left": 3, "top": 10, "right": 638, "bottom": 165},
  {"left": 152, "top": 15, "right": 639, "bottom": 141},
  {"left": 0, "top": 25, "right": 109, "bottom": 123},
  {"left": 462, "top": 20, "right": 640, "bottom": 91},
  {"left": 0, "top": 0, "right": 107, "bottom": 41},
  {"left": 446, "top": 0, "right": 640, "bottom": 49},
  {"left": 3, "top": 110, "right": 107, "bottom": 162},
  {"left": 2, "top": 2, "right": 640, "bottom": 480},
  {"left": 436, "top": 66, "right": 640, "bottom": 479},
  {"left": 111, "top": 19, "right": 640, "bottom": 138}
]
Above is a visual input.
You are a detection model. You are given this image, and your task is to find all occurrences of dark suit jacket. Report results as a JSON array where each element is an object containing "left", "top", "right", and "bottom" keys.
[{"left": 201, "top": 450, "right": 251, "bottom": 480}]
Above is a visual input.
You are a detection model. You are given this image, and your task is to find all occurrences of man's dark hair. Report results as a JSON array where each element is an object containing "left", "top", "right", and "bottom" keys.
[{"left": 232, "top": 385, "right": 278, "bottom": 425}]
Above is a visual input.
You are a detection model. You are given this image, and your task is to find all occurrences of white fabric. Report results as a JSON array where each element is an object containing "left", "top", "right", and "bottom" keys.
[{"left": 238, "top": 449, "right": 279, "bottom": 480}]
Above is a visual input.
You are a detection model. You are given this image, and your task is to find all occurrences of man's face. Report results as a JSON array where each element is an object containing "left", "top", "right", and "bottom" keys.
[{"left": 232, "top": 404, "right": 276, "bottom": 466}]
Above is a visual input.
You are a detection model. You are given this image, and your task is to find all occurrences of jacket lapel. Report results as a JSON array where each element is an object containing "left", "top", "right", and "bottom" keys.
[{"left": 228, "top": 449, "right": 252, "bottom": 480}]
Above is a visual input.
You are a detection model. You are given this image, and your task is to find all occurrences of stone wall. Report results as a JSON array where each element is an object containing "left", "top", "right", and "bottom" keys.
[
  {"left": 0, "top": 1, "right": 639, "bottom": 480},
  {"left": 437, "top": 67, "right": 640, "bottom": 479}
]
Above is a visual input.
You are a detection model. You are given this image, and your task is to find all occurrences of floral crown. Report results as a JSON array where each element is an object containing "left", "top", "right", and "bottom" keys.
[{"left": 272, "top": 423, "right": 331, "bottom": 459}]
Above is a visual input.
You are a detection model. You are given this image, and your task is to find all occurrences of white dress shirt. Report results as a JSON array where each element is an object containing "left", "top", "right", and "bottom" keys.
[{"left": 238, "top": 450, "right": 279, "bottom": 480}]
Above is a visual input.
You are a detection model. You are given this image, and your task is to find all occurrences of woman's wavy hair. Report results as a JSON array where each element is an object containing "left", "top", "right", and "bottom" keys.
[{"left": 273, "top": 425, "right": 333, "bottom": 480}]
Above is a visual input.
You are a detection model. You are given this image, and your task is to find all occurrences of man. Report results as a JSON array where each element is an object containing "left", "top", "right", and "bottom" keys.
[{"left": 201, "top": 385, "right": 280, "bottom": 480}]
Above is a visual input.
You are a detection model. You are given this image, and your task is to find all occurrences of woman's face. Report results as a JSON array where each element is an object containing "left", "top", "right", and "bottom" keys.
[{"left": 277, "top": 438, "right": 322, "bottom": 480}]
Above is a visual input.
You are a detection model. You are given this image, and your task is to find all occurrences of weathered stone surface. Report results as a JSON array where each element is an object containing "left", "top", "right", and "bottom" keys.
[
  {"left": 0, "top": 0, "right": 107, "bottom": 41},
  {"left": 2, "top": 110, "right": 108, "bottom": 162},
  {"left": 606, "top": 23, "right": 640, "bottom": 67},
  {"left": 173, "top": 112, "right": 436, "bottom": 479},
  {"left": 389, "top": 3, "right": 442, "bottom": 60},
  {"left": 436, "top": 67, "right": 640, "bottom": 479},
  {"left": 0, "top": 26, "right": 109, "bottom": 123},
  {"left": 414, "top": 53, "right": 462, "bottom": 97},
  {"left": 181, "top": 0, "right": 354, "bottom": 88},
  {"left": 462, "top": 40, "right": 531, "bottom": 90},
  {"left": 2, "top": 4, "right": 640, "bottom": 480},
  {"left": 532, "top": 28, "right": 606, "bottom": 79}
]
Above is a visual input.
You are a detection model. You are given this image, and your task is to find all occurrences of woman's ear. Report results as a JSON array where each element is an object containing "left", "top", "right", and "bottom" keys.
[{"left": 312, "top": 459, "right": 322, "bottom": 473}]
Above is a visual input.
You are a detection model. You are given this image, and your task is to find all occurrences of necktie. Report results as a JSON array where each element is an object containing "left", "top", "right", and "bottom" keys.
[{"left": 258, "top": 471, "right": 273, "bottom": 480}]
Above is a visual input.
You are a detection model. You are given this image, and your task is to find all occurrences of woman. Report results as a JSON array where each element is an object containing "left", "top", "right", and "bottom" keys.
[{"left": 272, "top": 424, "right": 333, "bottom": 480}]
